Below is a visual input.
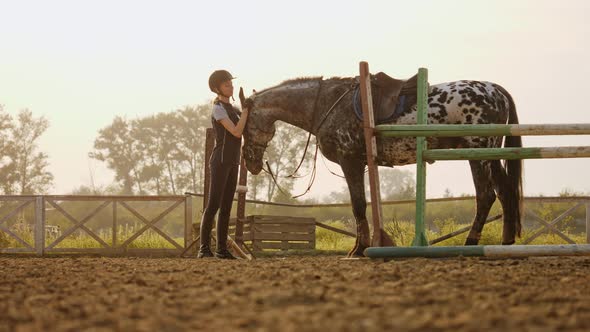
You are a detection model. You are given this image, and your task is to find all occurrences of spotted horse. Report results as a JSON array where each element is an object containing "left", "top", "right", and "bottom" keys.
[{"left": 240, "top": 72, "right": 523, "bottom": 257}]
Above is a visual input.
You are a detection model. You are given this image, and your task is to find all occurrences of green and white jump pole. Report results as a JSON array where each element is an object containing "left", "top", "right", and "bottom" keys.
[
  {"left": 365, "top": 244, "right": 590, "bottom": 259},
  {"left": 359, "top": 64, "right": 590, "bottom": 259}
]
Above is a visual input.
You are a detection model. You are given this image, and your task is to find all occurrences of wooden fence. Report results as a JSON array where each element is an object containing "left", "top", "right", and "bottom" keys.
[
  {"left": 0, "top": 195, "right": 191, "bottom": 256},
  {"left": 1, "top": 194, "right": 588, "bottom": 256}
]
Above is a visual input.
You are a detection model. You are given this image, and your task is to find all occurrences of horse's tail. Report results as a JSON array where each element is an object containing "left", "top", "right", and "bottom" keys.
[{"left": 498, "top": 85, "right": 523, "bottom": 240}]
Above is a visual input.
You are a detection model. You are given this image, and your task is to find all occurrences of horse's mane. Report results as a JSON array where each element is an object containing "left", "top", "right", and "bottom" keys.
[{"left": 254, "top": 76, "right": 350, "bottom": 97}]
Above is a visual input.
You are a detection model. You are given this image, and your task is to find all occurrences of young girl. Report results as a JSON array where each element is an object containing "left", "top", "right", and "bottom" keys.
[{"left": 198, "top": 70, "right": 250, "bottom": 259}]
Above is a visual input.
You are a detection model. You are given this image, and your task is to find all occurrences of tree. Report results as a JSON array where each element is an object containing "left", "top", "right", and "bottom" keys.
[
  {"left": 0, "top": 106, "right": 14, "bottom": 193},
  {"left": 90, "top": 116, "right": 144, "bottom": 194},
  {"left": 443, "top": 188, "right": 453, "bottom": 198},
  {"left": 377, "top": 168, "right": 416, "bottom": 200},
  {"left": 0, "top": 109, "right": 53, "bottom": 194},
  {"left": 174, "top": 105, "right": 210, "bottom": 194},
  {"left": 91, "top": 105, "right": 211, "bottom": 195}
]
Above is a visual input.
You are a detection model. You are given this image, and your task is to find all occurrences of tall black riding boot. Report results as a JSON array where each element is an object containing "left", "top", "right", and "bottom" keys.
[
  {"left": 197, "top": 215, "right": 214, "bottom": 258},
  {"left": 214, "top": 215, "right": 236, "bottom": 260}
]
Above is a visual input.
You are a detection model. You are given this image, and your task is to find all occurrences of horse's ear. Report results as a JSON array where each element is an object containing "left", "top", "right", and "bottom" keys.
[{"left": 239, "top": 87, "right": 246, "bottom": 105}]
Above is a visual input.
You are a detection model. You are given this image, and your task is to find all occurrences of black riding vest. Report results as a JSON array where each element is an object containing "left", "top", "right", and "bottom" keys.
[{"left": 210, "top": 100, "right": 242, "bottom": 166}]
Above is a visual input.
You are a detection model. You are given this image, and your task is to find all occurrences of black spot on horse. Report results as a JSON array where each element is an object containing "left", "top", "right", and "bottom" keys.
[
  {"left": 430, "top": 103, "right": 447, "bottom": 117},
  {"left": 458, "top": 99, "right": 473, "bottom": 107},
  {"left": 430, "top": 88, "right": 442, "bottom": 96},
  {"left": 438, "top": 91, "right": 448, "bottom": 104}
]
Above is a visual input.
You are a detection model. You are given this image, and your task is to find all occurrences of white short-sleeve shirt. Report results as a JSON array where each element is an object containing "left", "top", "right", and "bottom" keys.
[{"left": 212, "top": 104, "right": 229, "bottom": 121}]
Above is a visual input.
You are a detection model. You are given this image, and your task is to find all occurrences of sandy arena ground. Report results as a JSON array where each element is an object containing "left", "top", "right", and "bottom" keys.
[{"left": 1, "top": 254, "right": 589, "bottom": 331}]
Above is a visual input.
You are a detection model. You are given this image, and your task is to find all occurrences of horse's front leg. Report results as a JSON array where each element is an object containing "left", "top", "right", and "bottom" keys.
[{"left": 340, "top": 158, "right": 371, "bottom": 257}]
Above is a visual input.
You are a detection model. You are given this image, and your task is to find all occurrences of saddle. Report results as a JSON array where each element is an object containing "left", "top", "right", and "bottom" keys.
[{"left": 353, "top": 72, "right": 419, "bottom": 124}]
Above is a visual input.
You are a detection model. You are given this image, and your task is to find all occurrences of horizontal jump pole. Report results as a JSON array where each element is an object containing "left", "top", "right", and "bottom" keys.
[
  {"left": 376, "top": 123, "right": 590, "bottom": 137},
  {"left": 364, "top": 244, "right": 590, "bottom": 258},
  {"left": 423, "top": 146, "right": 590, "bottom": 161}
]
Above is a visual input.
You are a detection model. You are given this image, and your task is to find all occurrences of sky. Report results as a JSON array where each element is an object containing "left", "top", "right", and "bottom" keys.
[{"left": 1, "top": 0, "right": 589, "bottom": 199}]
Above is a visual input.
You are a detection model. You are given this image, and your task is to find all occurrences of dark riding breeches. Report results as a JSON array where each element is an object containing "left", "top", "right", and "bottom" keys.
[{"left": 199, "top": 161, "right": 239, "bottom": 251}]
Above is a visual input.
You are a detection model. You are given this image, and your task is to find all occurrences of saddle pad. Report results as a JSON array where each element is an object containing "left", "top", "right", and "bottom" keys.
[{"left": 352, "top": 85, "right": 411, "bottom": 125}]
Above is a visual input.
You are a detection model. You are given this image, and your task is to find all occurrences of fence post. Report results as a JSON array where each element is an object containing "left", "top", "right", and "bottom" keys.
[
  {"left": 235, "top": 156, "right": 248, "bottom": 246},
  {"left": 35, "top": 196, "right": 45, "bottom": 256},
  {"left": 412, "top": 68, "right": 429, "bottom": 247},
  {"left": 359, "top": 61, "right": 385, "bottom": 247},
  {"left": 185, "top": 195, "right": 193, "bottom": 248},
  {"left": 112, "top": 200, "right": 117, "bottom": 248}
]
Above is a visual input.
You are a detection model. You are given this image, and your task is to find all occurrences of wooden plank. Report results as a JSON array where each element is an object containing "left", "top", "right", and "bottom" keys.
[
  {"left": 376, "top": 123, "right": 590, "bottom": 137},
  {"left": 35, "top": 196, "right": 44, "bottom": 256},
  {"left": 235, "top": 156, "right": 248, "bottom": 245},
  {"left": 429, "top": 214, "right": 503, "bottom": 245},
  {"left": 184, "top": 195, "right": 192, "bottom": 248},
  {"left": 250, "top": 216, "right": 315, "bottom": 225},
  {"left": 0, "top": 196, "right": 38, "bottom": 201},
  {"left": 256, "top": 242, "right": 314, "bottom": 250},
  {"left": 0, "top": 248, "right": 35, "bottom": 253},
  {"left": 524, "top": 196, "right": 590, "bottom": 204},
  {"left": 216, "top": 195, "right": 590, "bottom": 208},
  {"left": 359, "top": 61, "right": 384, "bottom": 247},
  {"left": 112, "top": 201, "right": 117, "bottom": 248},
  {"left": 315, "top": 221, "right": 356, "bottom": 238},
  {"left": 251, "top": 233, "right": 314, "bottom": 241},
  {"left": 46, "top": 195, "right": 184, "bottom": 201},
  {"left": 229, "top": 217, "right": 253, "bottom": 226},
  {"left": 587, "top": 203, "right": 590, "bottom": 244},
  {"left": 253, "top": 224, "right": 315, "bottom": 233},
  {"left": 45, "top": 248, "right": 182, "bottom": 256},
  {"left": 241, "top": 232, "right": 253, "bottom": 241},
  {"left": 45, "top": 248, "right": 122, "bottom": 254},
  {"left": 423, "top": 146, "right": 590, "bottom": 161},
  {"left": 252, "top": 215, "right": 308, "bottom": 220},
  {"left": 124, "top": 248, "right": 182, "bottom": 256}
]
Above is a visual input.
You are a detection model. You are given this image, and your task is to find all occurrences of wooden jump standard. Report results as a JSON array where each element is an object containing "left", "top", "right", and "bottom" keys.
[{"left": 357, "top": 62, "right": 590, "bottom": 258}]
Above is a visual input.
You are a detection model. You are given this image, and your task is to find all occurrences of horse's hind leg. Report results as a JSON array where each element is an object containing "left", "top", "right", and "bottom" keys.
[
  {"left": 340, "top": 158, "right": 371, "bottom": 257},
  {"left": 489, "top": 160, "right": 518, "bottom": 245},
  {"left": 465, "top": 161, "right": 497, "bottom": 245}
]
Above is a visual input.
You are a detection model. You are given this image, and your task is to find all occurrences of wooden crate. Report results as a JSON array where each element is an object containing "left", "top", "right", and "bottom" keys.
[{"left": 231, "top": 215, "right": 315, "bottom": 252}]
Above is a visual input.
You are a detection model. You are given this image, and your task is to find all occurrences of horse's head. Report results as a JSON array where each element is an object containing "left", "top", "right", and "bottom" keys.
[{"left": 239, "top": 87, "right": 276, "bottom": 175}]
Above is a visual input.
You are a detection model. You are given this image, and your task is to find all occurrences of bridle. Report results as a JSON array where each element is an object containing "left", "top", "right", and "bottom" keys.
[{"left": 248, "top": 79, "right": 357, "bottom": 198}]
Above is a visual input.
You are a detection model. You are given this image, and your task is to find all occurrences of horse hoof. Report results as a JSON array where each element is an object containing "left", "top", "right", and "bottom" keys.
[
  {"left": 465, "top": 238, "right": 479, "bottom": 246},
  {"left": 501, "top": 240, "right": 515, "bottom": 245}
]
